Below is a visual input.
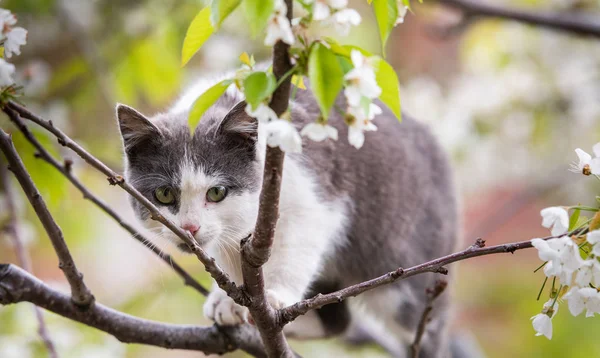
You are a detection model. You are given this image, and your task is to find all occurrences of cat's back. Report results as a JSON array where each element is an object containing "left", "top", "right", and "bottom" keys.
[{"left": 294, "top": 88, "right": 458, "bottom": 282}]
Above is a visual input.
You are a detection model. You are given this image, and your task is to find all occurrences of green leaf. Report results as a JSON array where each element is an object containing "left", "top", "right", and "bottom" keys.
[
  {"left": 308, "top": 43, "right": 344, "bottom": 120},
  {"left": 372, "top": 0, "right": 398, "bottom": 53},
  {"left": 211, "top": 0, "right": 241, "bottom": 29},
  {"left": 243, "top": 0, "right": 275, "bottom": 37},
  {"left": 243, "top": 72, "right": 277, "bottom": 109},
  {"left": 188, "top": 80, "right": 232, "bottom": 131},
  {"left": 569, "top": 209, "right": 581, "bottom": 231},
  {"left": 374, "top": 58, "right": 402, "bottom": 120},
  {"left": 181, "top": 7, "right": 214, "bottom": 67}
]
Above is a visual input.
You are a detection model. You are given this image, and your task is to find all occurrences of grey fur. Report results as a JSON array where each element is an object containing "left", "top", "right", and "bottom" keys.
[{"left": 117, "top": 80, "right": 458, "bottom": 358}]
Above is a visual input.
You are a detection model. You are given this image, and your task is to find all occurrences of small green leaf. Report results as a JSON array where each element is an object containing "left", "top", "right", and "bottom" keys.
[
  {"left": 181, "top": 7, "right": 214, "bottom": 67},
  {"left": 188, "top": 80, "right": 232, "bottom": 132},
  {"left": 243, "top": 0, "right": 275, "bottom": 36},
  {"left": 569, "top": 209, "right": 581, "bottom": 231},
  {"left": 292, "top": 75, "right": 306, "bottom": 90},
  {"left": 374, "top": 58, "right": 402, "bottom": 120},
  {"left": 372, "top": 0, "right": 398, "bottom": 53},
  {"left": 243, "top": 72, "right": 277, "bottom": 109},
  {"left": 211, "top": 0, "right": 241, "bottom": 29},
  {"left": 308, "top": 43, "right": 344, "bottom": 120},
  {"left": 402, "top": 0, "right": 413, "bottom": 10}
]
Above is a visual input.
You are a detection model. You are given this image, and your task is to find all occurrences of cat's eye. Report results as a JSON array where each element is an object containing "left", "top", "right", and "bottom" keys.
[
  {"left": 154, "top": 186, "right": 175, "bottom": 205},
  {"left": 206, "top": 186, "right": 227, "bottom": 203}
]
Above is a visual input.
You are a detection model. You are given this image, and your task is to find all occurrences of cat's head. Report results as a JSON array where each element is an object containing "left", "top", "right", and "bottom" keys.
[{"left": 116, "top": 97, "right": 262, "bottom": 253}]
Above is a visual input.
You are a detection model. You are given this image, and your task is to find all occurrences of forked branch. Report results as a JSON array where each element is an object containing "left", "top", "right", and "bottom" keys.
[{"left": 0, "top": 129, "right": 94, "bottom": 307}]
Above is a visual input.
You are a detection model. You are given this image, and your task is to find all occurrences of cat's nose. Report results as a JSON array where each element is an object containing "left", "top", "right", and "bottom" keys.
[{"left": 181, "top": 223, "right": 200, "bottom": 236}]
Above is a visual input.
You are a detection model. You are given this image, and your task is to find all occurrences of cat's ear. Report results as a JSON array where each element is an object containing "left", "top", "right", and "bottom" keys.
[
  {"left": 116, "top": 104, "right": 162, "bottom": 148},
  {"left": 217, "top": 101, "right": 257, "bottom": 142}
]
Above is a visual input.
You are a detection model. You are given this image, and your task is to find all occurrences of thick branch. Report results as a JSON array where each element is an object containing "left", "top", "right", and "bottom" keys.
[
  {"left": 410, "top": 280, "right": 448, "bottom": 358},
  {"left": 439, "top": 0, "right": 600, "bottom": 38},
  {"left": 0, "top": 129, "right": 94, "bottom": 306},
  {"left": 4, "top": 102, "right": 243, "bottom": 304},
  {"left": 0, "top": 264, "right": 266, "bottom": 357},
  {"left": 239, "top": 1, "right": 295, "bottom": 357},
  {"left": 0, "top": 161, "right": 58, "bottom": 357},
  {"left": 279, "top": 236, "right": 554, "bottom": 325},
  {"left": 4, "top": 107, "right": 208, "bottom": 296}
]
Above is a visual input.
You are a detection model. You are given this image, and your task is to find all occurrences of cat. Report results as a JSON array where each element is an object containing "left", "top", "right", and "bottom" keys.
[{"left": 116, "top": 72, "right": 458, "bottom": 357}]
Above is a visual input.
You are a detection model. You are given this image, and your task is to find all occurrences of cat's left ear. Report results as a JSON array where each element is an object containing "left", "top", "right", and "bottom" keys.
[{"left": 217, "top": 101, "right": 258, "bottom": 142}]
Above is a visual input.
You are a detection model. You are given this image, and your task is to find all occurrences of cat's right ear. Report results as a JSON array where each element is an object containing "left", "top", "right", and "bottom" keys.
[{"left": 116, "top": 104, "right": 162, "bottom": 151}]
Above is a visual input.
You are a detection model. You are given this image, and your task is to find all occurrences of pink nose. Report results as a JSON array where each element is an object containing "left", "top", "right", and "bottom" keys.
[{"left": 182, "top": 224, "right": 200, "bottom": 235}]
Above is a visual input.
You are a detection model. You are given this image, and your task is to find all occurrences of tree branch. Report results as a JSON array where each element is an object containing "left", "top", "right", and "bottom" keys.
[
  {"left": 0, "top": 129, "right": 94, "bottom": 307},
  {"left": 3, "top": 107, "right": 208, "bottom": 296},
  {"left": 239, "top": 0, "right": 295, "bottom": 357},
  {"left": 410, "top": 279, "right": 448, "bottom": 358},
  {"left": 439, "top": 0, "right": 600, "bottom": 38},
  {"left": 0, "top": 264, "right": 266, "bottom": 357},
  {"left": 279, "top": 235, "right": 556, "bottom": 325},
  {"left": 4, "top": 102, "right": 244, "bottom": 305},
  {"left": 0, "top": 161, "right": 58, "bottom": 358}
]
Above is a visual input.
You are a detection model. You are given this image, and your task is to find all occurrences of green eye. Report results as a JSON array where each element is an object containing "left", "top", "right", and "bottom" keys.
[
  {"left": 154, "top": 186, "right": 175, "bottom": 205},
  {"left": 206, "top": 186, "right": 227, "bottom": 203}
]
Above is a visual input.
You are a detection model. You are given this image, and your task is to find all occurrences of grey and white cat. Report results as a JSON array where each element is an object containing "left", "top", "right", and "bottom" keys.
[{"left": 116, "top": 72, "right": 458, "bottom": 357}]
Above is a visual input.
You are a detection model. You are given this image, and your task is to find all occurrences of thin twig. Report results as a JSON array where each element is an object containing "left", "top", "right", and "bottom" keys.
[
  {"left": 279, "top": 234, "right": 561, "bottom": 325},
  {"left": 4, "top": 107, "right": 208, "bottom": 296},
  {"left": 0, "top": 128, "right": 95, "bottom": 306},
  {"left": 5, "top": 101, "right": 244, "bottom": 304},
  {"left": 238, "top": 0, "right": 295, "bottom": 356},
  {"left": 0, "top": 161, "right": 59, "bottom": 358},
  {"left": 0, "top": 264, "right": 266, "bottom": 357},
  {"left": 410, "top": 280, "right": 448, "bottom": 358},
  {"left": 439, "top": 0, "right": 600, "bottom": 38}
]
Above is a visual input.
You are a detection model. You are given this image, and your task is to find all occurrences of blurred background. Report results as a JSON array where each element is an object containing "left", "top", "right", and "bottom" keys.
[{"left": 1, "top": 0, "right": 600, "bottom": 357}]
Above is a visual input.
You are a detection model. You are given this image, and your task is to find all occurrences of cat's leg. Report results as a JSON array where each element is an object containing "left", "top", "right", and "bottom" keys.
[
  {"left": 203, "top": 283, "right": 249, "bottom": 326},
  {"left": 355, "top": 281, "right": 452, "bottom": 358}
]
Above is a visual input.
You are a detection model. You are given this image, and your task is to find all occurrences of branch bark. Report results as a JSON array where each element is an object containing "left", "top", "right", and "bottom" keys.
[
  {"left": 439, "top": 0, "right": 600, "bottom": 38},
  {"left": 239, "top": 0, "right": 295, "bottom": 357},
  {"left": 279, "top": 235, "right": 557, "bottom": 325},
  {"left": 4, "top": 102, "right": 244, "bottom": 304},
  {"left": 0, "top": 161, "right": 58, "bottom": 358},
  {"left": 4, "top": 107, "right": 208, "bottom": 296},
  {"left": 410, "top": 279, "right": 448, "bottom": 358},
  {"left": 0, "top": 129, "right": 94, "bottom": 307},
  {"left": 0, "top": 264, "right": 266, "bottom": 357}
]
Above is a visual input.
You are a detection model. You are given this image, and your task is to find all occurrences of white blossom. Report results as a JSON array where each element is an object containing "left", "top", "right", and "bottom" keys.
[
  {"left": 346, "top": 104, "right": 381, "bottom": 149},
  {"left": 328, "top": 8, "right": 361, "bottom": 36},
  {"left": 575, "top": 258, "right": 600, "bottom": 287},
  {"left": 300, "top": 122, "right": 338, "bottom": 142},
  {"left": 540, "top": 206, "right": 569, "bottom": 236},
  {"left": 570, "top": 144, "right": 600, "bottom": 175},
  {"left": 245, "top": 103, "right": 278, "bottom": 124},
  {"left": 564, "top": 287, "right": 600, "bottom": 317},
  {"left": 0, "top": 58, "right": 15, "bottom": 86},
  {"left": 395, "top": 5, "right": 409, "bottom": 25},
  {"left": 586, "top": 230, "right": 600, "bottom": 258},
  {"left": 0, "top": 9, "right": 16, "bottom": 30},
  {"left": 4, "top": 27, "right": 27, "bottom": 58},
  {"left": 344, "top": 50, "right": 381, "bottom": 107},
  {"left": 264, "top": 0, "right": 295, "bottom": 46},
  {"left": 309, "top": 0, "right": 360, "bottom": 36},
  {"left": 531, "top": 236, "right": 580, "bottom": 285},
  {"left": 531, "top": 298, "right": 558, "bottom": 339},
  {"left": 265, "top": 119, "right": 302, "bottom": 153}
]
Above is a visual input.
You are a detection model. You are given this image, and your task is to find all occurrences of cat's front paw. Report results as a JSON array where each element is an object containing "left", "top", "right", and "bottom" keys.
[
  {"left": 266, "top": 289, "right": 296, "bottom": 310},
  {"left": 203, "top": 290, "right": 248, "bottom": 326}
]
